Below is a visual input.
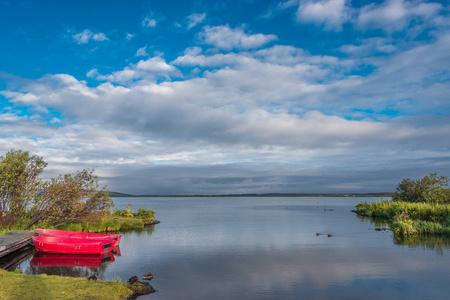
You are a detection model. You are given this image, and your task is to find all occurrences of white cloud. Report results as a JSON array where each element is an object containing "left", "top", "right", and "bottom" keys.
[
  {"left": 296, "top": 0, "right": 352, "bottom": 31},
  {"left": 86, "top": 69, "right": 98, "bottom": 78},
  {"left": 357, "top": 0, "right": 444, "bottom": 33},
  {"left": 72, "top": 29, "right": 109, "bottom": 44},
  {"left": 198, "top": 25, "right": 278, "bottom": 51},
  {"left": 126, "top": 33, "right": 135, "bottom": 40},
  {"left": 187, "top": 13, "right": 206, "bottom": 29},
  {"left": 339, "top": 37, "right": 397, "bottom": 56},
  {"left": 136, "top": 46, "right": 148, "bottom": 57},
  {"left": 3, "top": 21, "right": 450, "bottom": 194},
  {"left": 278, "top": 0, "right": 300, "bottom": 10},
  {"left": 292, "top": 0, "right": 445, "bottom": 34},
  {"left": 142, "top": 16, "right": 157, "bottom": 27},
  {"left": 91, "top": 56, "right": 179, "bottom": 83}
]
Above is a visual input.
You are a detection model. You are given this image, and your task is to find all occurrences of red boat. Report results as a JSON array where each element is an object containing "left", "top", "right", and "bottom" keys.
[
  {"left": 31, "top": 252, "right": 115, "bottom": 268},
  {"left": 35, "top": 229, "right": 122, "bottom": 245},
  {"left": 32, "top": 235, "right": 115, "bottom": 255}
]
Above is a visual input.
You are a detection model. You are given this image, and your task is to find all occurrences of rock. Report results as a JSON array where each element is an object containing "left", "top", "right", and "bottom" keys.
[
  {"left": 88, "top": 275, "right": 97, "bottom": 281},
  {"left": 327, "top": 234, "right": 333, "bottom": 238},
  {"left": 128, "top": 275, "right": 139, "bottom": 284},
  {"left": 146, "top": 220, "right": 160, "bottom": 226},
  {"left": 127, "top": 277, "right": 156, "bottom": 299},
  {"left": 143, "top": 273, "right": 153, "bottom": 280},
  {"left": 374, "top": 228, "right": 390, "bottom": 231}
]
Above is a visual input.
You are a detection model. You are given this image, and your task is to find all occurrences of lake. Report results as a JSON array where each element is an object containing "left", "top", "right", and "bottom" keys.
[{"left": 17, "top": 196, "right": 450, "bottom": 299}]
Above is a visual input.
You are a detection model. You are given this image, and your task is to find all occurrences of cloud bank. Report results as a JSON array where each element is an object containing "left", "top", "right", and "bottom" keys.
[{"left": 1, "top": 0, "right": 449, "bottom": 194}]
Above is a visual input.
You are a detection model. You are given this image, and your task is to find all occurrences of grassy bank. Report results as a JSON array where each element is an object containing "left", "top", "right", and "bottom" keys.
[
  {"left": 0, "top": 205, "right": 158, "bottom": 299},
  {"left": 0, "top": 269, "right": 132, "bottom": 299},
  {"left": 356, "top": 200, "right": 450, "bottom": 236},
  {"left": 54, "top": 205, "right": 157, "bottom": 233},
  {"left": 56, "top": 215, "right": 154, "bottom": 233}
]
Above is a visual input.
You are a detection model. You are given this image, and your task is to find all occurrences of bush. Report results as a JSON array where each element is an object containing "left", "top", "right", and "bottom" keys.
[
  {"left": 391, "top": 215, "right": 418, "bottom": 235},
  {"left": 113, "top": 204, "right": 155, "bottom": 219},
  {"left": 392, "top": 173, "right": 449, "bottom": 203},
  {"left": 423, "top": 187, "right": 450, "bottom": 204},
  {"left": 355, "top": 201, "right": 369, "bottom": 213},
  {"left": 113, "top": 204, "right": 134, "bottom": 217},
  {"left": 134, "top": 208, "right": 155, "bottom": 219}
]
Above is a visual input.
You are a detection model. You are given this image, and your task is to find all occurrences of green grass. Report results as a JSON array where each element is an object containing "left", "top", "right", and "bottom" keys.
[
  {"left": 356, "top": 200, "right": 450, "bottom": 236},
  {"left": 55, "top": 215, "right": 152, "bottom": 233},
  {"left": 0, "top": 269, "right": 132, "bottom": 299}
]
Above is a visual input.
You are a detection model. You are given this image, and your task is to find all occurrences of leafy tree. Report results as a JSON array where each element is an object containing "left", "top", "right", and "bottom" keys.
[
  {"left": 422, "top": 187, "right": 450, "bottom": 204},
  {"left": 0, "top": 149, "right": 113, "bottom": 230},
  {"left": 392, "top": 173, "right": 450, "bottom": 203},
  {"left": 0, "top": 150, "right": 47, "bottom": 229},
  {"left": 27, "top": 169, "right": 114, "bottom": 228}
]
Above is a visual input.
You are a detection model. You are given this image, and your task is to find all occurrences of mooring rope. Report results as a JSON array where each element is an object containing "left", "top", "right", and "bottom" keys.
[{"left": 0, "top": 235, "right": 34, "bottom": 246}]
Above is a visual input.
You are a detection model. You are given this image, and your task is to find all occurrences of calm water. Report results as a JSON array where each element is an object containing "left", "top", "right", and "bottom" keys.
[{"left": 16, "top": 197, "right": 450, "bottom": 299}]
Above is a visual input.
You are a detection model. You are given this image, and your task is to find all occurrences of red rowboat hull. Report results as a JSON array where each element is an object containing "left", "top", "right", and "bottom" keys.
[
  {"left": 35, "top": 229, "right": 122, "bottom": 245},
  {"left": 32, "top": 235, "right": 115, "bottom": 255}
]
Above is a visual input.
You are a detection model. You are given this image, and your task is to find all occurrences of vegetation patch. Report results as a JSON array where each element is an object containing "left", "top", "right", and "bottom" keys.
[
  {"left": 356, "top": 173, "right": 450, "bottom": 236},
  {"left": 57, "top": 204, "right": 156, "bottom": 233},
  {"left": 0, "top": 269, "right": 132, "bottom": 299},
  {"left": 0, "top": 150, "right": 113, "bottom": 232}
]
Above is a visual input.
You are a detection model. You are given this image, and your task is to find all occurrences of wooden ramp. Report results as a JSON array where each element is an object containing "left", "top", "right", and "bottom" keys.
[
  {"left": 0, "top": 246, "right": 36, "bottom": 271},
  {"left": 0, "top": 230, "right": 35, "bottom": 259}
]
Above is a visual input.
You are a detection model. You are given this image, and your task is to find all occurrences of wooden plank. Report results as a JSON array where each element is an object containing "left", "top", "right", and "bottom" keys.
[{"left": 0, "top": 230, "right": 34, "bottom": 259}]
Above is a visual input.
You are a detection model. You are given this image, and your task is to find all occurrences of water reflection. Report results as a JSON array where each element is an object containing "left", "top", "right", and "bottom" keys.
[
  {"left": 0, "top": 245, "right": 36, "bottom": 271},
  {"left": 394, "top": 235, "right": 450, "bottom": 254},
  {"left": 357, "top": 214, "right": 450, "bottom": 254},
  {"left": 355, "top": 214, "right": 390, "bottom": 228},
  {"left": 30, "top": 251, "right": 115, "bottom": 268},
  {"left": 24, "top": 250, "right": 115, "bottom": 279}
]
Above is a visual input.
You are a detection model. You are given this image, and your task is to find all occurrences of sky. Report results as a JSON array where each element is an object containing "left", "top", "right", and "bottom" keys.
[{"left": 1, "top": 0, "right": 449, "bottom": 195}]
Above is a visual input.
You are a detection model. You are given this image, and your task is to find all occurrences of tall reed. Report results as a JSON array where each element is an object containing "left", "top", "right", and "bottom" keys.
[{"left": 356, "top": 200, "right": 450, "bottom": 236}]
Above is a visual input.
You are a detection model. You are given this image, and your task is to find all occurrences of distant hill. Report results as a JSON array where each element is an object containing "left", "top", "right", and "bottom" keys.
[
  {"left": 108, "top": 192, "right": 393, "bottom": 197},
  {"left": 108, "top": 191, "right": 135, "bottom": 197}
]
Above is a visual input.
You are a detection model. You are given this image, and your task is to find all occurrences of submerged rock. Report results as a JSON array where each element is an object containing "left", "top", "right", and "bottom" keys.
[
  {"left": 145, "top": 220, "right": 160, "bottom": 226},
  {"left": 127, "top": 275, "right": 156, "bottom": 299},
  {"left": 128, "top": 275, "right": 139, "bottom": 285}
]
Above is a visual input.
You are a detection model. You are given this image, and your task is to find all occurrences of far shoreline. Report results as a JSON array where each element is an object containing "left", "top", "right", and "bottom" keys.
[{"left": 109, "top": 192, "right": 393, "bottom": 198}]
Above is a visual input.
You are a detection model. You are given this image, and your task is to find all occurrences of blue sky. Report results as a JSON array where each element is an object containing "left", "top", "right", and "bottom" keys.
[{"left": 1, "top": 0, "right": 449, "bottom": 195}]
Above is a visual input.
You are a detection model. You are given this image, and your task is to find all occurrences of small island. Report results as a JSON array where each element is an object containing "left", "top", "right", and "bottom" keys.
[{"left": 354, "top": 173, "right": 450, "bottom": 236}]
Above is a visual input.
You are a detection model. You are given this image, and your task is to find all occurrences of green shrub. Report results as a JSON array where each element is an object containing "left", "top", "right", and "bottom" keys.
[
  {"left": 113, "top": 204, "right": 155, "bottom": 219},
  {"left": 423, "top": 187, "right": 450, "bottom": 204},
  {"left": 113, "top": 204, "right": 134, "bottom": 217},
  {"left": 355, "top": 201, "right": 369, "bottom": 213},
  {"left": 392, "top": 173, "right": 449, "bottom": 203},
  {"left": 134, "top": 208, "right": 155, "bottom": 219},
  {"left": 391, "top": 214, "right": 418, "bottom": 235}
]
